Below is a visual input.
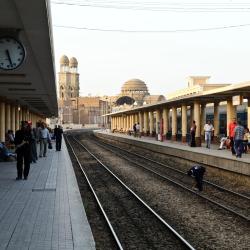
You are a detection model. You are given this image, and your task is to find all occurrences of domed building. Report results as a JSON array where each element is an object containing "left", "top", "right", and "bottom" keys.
[
  {"left": 116, "top": 79, "right": 149, "bottom": 106},
  {"left": 113, "top": 78, "right": 166, "bottom": 111}
]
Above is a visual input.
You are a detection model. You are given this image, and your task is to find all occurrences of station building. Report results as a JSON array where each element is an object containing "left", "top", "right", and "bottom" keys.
[{"left": 109, "top": 77, "right": 250, "bottom": 146}]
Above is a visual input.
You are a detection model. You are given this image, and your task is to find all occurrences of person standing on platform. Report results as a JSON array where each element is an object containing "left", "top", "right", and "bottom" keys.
[
  {"left": 187, "top": 165, "right": 206, "bottom": 191},
  {"left": 39, "top": 122, "right": 50, "bottom": 157},
  {"left": 228, "top": 117, "right": 237, "bottom": 155},
  {"left": 136, "top": 123, "right": 141, "bottom": 138},
  {"left": 204, "top": 120, "right": 214, "bottom": 149},
  {"left": 234, "top": 120, "right": 244, "bottom": 158},
  {"left": 133, "top": 123, "right": 137, "bottom": 137},
  {"left": 30, "top": 126, "right": 38, "bottom": 163},
  {"left": 14, "top": 121, "right": 32, "bottom": 180},
  {"left": 190, "top": 120, "right": 196, "bottom": 147},
  {"left": 55, "top": 125, "right": 63, "bottom": 151}
]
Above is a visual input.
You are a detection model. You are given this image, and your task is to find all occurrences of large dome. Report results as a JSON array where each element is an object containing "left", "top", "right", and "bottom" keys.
[
  {"left": 69, "top": 57, "right": 78, "bottom": 67},
  {"left": 60, "top": 55, "right": 69, "bottom": 66},
  {"left": 121, "top": 79, "right": 148, "bottom": 92}
]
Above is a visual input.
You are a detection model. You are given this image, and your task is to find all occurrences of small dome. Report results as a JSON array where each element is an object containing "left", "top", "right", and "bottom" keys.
[
  {"left": 69, "top": 57, "right": 78, "bottom": 67},
  {"left": 143, "top": 95, "right": 166, "bottom": 104},
  {"left": 60, "top": 55, "right": 69, "bottom": 66},
  {"left": 121, "top": 79, "right": 148, "bottom": 92}
]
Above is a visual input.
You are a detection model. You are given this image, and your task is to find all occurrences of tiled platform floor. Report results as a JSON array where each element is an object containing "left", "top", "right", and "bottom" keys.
[{"left": 0, "top": 139, "right": 95, "bottom": 250}]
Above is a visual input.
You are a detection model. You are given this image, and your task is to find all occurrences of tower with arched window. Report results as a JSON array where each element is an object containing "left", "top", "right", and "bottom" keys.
[{"left": 58, "top": 55, "right": 79, "bottom": 100}]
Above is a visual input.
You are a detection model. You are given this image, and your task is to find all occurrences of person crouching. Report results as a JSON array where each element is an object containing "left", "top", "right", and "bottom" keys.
[{"left": 187, "top": 165, "right": 206, "bottom": 191}]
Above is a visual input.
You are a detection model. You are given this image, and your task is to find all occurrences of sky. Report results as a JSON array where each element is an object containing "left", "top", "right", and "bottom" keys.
[{"left": 50, "top": 0, "right": 250, "bottom": 97}]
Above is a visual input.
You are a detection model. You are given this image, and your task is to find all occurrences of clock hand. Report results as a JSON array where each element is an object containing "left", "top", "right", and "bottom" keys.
[{"left": 5, "top": 50, "right": 13, "bottom": 67}]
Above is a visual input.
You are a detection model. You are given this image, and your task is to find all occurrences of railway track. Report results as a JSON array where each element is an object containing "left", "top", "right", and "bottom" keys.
[
  {"left": 87, "top": 134, "right": 250, "bottom": 221},
  {"left": 65, "top": 134, "right": 195, "bottom": 250}
]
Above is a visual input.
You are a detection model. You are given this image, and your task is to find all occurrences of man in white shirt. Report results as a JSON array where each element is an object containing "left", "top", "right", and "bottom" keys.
[
  {"left": 136, "top": 123, "right": 141, "bottom": 138},
  {"left": 39, "top": 123, "right": 50, "bottom": 157},
  {"left": 204, "top": 120, "right": 214, "bottom": 149}
]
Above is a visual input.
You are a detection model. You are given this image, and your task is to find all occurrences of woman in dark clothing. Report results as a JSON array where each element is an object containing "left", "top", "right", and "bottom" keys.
[
  {"left": 30, "top": 127, "right": 38, "bottom": 163},
  {"left": 190, "top": 120, "right": 196, "bottom": 147},
  {"left": 14, "top": 121, "right": 32, "bottom": 180}
]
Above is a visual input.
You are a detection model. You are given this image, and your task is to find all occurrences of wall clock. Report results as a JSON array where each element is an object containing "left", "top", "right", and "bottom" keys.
[{"left": 0, "top": 37, "right": 26, "bottom": 70}]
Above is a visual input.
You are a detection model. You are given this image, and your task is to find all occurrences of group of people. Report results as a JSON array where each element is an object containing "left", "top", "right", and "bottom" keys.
[
  {"left": 189, "top": 118, "right": 250, "bottom": 157},
  {"left": 228, "top": 118, "right": 250, "bottom": 158},
  {"left": 0, "top": 121, "right": 63, "bottom": 180},
  {"left": 133, "top": 123, "right": 141, "bottom": 137}
]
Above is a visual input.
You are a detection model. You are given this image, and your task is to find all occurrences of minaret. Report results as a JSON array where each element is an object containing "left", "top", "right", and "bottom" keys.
[
  {"left": 69, "top": 57, "right": 79, "bottom": 98},
  {"left": 59, "top": 55, "right": 70, "bottom": 100}
]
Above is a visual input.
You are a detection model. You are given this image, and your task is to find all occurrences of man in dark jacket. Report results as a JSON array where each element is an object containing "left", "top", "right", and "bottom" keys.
[
  {"left": 187, "top": 165, "right": 206, "bottom": 191},
  {"left": 55, "top": 125, "right": 63, "bottom": 151},
  {"left": 14, "top": 121, "right": 32, "bottom": 180}
]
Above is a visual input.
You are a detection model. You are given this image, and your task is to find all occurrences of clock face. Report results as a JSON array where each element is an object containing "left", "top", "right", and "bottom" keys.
[{"left": 0, "top": 37, "right": 26, "bottom": 70}]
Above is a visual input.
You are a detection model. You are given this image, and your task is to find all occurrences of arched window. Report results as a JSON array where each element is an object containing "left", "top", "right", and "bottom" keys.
[{"left": 61, "top": 92, "right": 64, "bottom": 98}]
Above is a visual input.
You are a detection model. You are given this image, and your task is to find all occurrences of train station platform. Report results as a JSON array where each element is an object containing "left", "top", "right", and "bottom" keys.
[
  {"left": 0, "top": 139, "right": 95, "bottom": 250},
  {"left": 95, "top": 130, "right": 250, "bottom": 177}
]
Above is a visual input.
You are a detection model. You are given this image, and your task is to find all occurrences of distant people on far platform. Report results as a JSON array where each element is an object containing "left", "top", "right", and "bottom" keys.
[
  {"left": 14, "top": 121, "right": 32, "bottom": 180},
  {"left": 204, "top": 120, "right": 214, "bottom": 149},
  {"left": 218, "top": 136, "right": 230, "bottom": 150},
  {"left": 190, "top": 120, "right": 196, "bottom": 147},
  {"left": 136, "top": 123, "right": 141, "bottom": 138},
  {"left": 243, "top": 127, "right": 250, "bottom": 153},
  {"left": 234, "top": 120, "right": 244, "bottom": 158},
  {"left": 39, "top": 122, "right": 50, "bottom": 157},
  {"left": 187, "top": 165, "right": 206, "bottom": 191},
  {"left": 228, "top": 117, "right": 237, "bottom": 155},
  {"left": 55, "top": 125, "right": 63, "bottom": 151},
  {"left": 133, "top": 123, "right": 137, "bottom": 137}
]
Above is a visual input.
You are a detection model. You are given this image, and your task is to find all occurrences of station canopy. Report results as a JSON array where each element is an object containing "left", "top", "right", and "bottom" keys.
[{"left": 0, "top": 0, "right": 58, "bottom": 117}]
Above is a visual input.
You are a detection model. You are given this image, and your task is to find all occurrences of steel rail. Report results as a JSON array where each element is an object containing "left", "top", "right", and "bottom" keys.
[
  {"left": 90, "top": 136, "right": 250, "bottom": 221},
  {"left": 72, "top": 136, "right": 196, "bottom": 250},
  {"left": 65, "top": 135, "right": 124, "bottom": 250},
  {"left": 93, "top": 135, "right": 250, "bottom": 200}
]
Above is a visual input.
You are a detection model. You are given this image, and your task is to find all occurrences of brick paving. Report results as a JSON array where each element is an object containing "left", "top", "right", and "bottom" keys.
[{"left": 0, "top": 139, "right": 95, "bottom": 250}]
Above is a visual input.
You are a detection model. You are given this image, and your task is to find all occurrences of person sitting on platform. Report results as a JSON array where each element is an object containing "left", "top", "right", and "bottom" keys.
[
  {"left": 187, "top": 165, "right": 206, "bottom": 191},
  {"left": 218, "top": 136, "right": 229, "bottom": 150},
  {"left": 0, "top": 142, "right": 16, "bottom": 161}
]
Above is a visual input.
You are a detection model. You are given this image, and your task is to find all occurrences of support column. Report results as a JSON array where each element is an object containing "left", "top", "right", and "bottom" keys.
[
  {"left": 181, "top": 104, "right": 187, "bottom": 142},
  {"left": 5, "top": 103, "right": 11, "bottom": 131},
  {"left": 227, "top": 98, "right": 236, "bottom": 136},
  {"left": 126, "top": 115, "right": 129, "bottom": 131},
  {"left": 162, "top": 108, "right": 169, "bottom": 140},
  {"left": 248, "top": 98, "right": 250, "bottom": 130},
  {"left": 214, "top": 102, "right": 220, "bottom": 139},
  {"left": 11, "top": 105, "right": 15, "bottom": 132},
  {"left": 149, "top": 111, "right": 153, "bottom": 136},
  {"left": 19, "top": 107, "right": 23, "bottom": 123},
  {"left": 194, "top": 101, "right": 201, "bottom": 146},
  {"left": 0, "top": 101, "right": 5, "bottom": 142},
  {"left": 155, "top": 110, "right": 161, "bottom": 135},
  {"left": 15, "top": 106, "right": 20, "bottom": 131},
  {"left": 143, "top": 111, "right": 149, "bottom": 135},
  {"left": 139, "top": 112, "right": 143, "bottom": 133},
  {"left": 131, "top": 114, "right": 135, "bottom": 128},
  {"left": 200, "top": 104, "right": 206, "bottom": 139},
  {"left": 171, "top": 107, "right": 177, "bottom": 141}
]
